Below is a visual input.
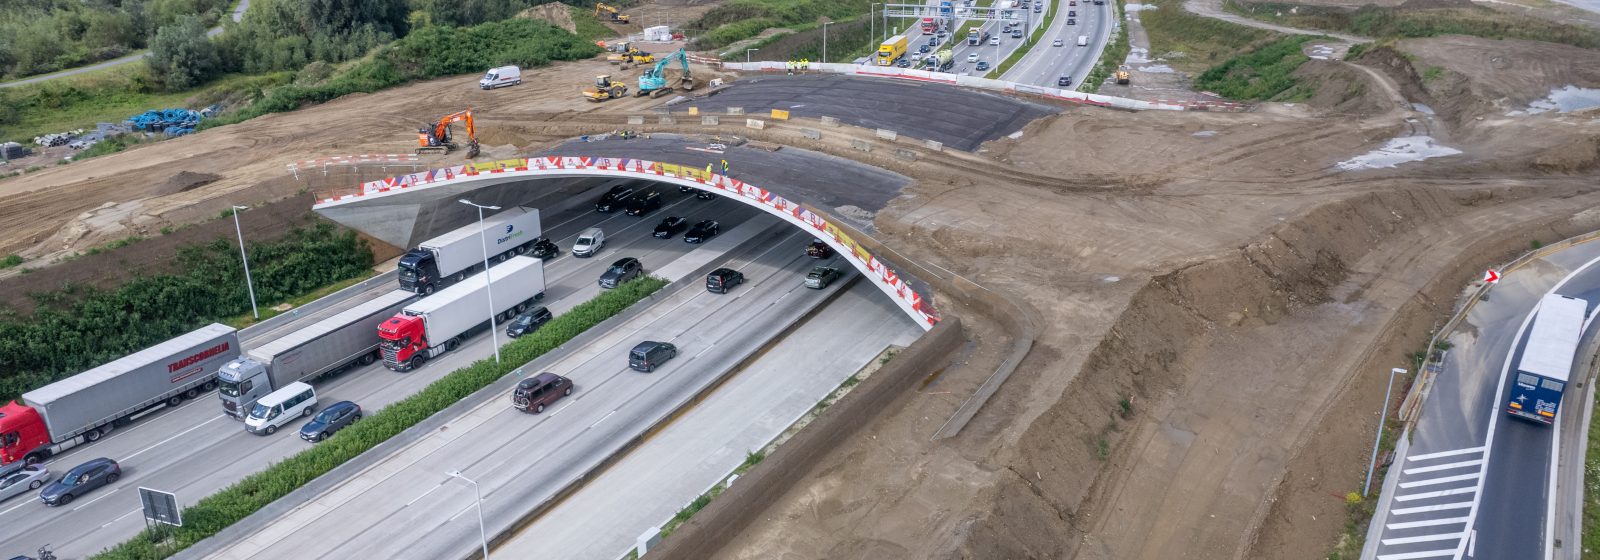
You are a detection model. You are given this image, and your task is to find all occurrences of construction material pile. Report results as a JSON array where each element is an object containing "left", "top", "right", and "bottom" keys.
[
  {"left": 126, "top": 108, "right": 203, "bottom": 135},
  {"left": 33, "top": 130, "right": 85, "bottom": 147}
]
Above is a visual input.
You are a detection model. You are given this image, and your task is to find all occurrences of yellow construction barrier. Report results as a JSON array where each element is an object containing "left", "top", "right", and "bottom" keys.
[{"left": 770, "top": 109, "right": 790, "bottom": 120}]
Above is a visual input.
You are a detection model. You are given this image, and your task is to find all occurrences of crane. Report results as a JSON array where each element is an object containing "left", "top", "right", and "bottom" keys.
[
  {"left": 416, "top": 109, "right": 479, "bottom": 158},
  {"left": 595, "top": 3, "right": 629, "bottom": 24},
  {"left": 637, "top": 48, "right": 695, "bottom": 99}
]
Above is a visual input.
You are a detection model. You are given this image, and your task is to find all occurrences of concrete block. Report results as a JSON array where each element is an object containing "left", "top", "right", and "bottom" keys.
[
  {"left": 801, "top": 128, "right": 821, "bottom": 140},
  {"left": 820, "top": 116, "right": 840, "bottom": 126},
  {"left": 727, "top": 107, "right": 745, "bottom": 115},
  {"left": 924, "top": 139, "right": 943, "bottom": 152},
  {"left": 658, "top": 116, "right": 676, "bottom": 125},
  {"left": 745, "top": 119, "right": 765, "bottom": 130},
  {"left": 702, "top": 116, "right": 720, "bottom": 126},
  {"left": 851, "top": 139, "right": 872, "bottom": 152},
  {"left": 627, "top": 115, "right": 645, "bottom": 125},
  {"left": 636, "top": 527, "right": 663, "bottom": 556},
  {"left": 895, "top": 149, "right": 917, "bottom": 161},
  {"left": 876, "top": 129, "right": 898, "bottom": 141}
]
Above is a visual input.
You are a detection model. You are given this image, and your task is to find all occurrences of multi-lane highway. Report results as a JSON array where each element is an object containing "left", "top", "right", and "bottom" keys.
[{"left": 889, "top": 0, "right": 1113, "bottom": 88}]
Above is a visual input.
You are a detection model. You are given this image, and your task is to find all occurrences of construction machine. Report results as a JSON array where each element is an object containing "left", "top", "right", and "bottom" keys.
[
  {"left": 637, "top": 48, "right": 695, "bottom": 99},
  {"left": 583, "top": 75, "right": 629, "bottom": 102},
  {"left": 620, "top": 50, "right": 655, "bottom": 69},
  {"left": 1115, "top": 65, "right": 1131, "bottom": 85},
  {"left": 416, "top": 109, "right": 479, "bottom": 158},
  {"left": 595, "top": 3, "right": 630, "bottom": 24}
]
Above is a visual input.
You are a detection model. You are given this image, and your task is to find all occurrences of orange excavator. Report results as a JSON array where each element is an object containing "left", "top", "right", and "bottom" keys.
[{"left": 416, "top": 109, "right": 479, "bottom": 158}]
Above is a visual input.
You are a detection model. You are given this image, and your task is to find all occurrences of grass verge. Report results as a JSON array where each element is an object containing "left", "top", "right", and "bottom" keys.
[
  {"left": 1194, "top": 34, "right": 1316, "bottom": 100},
  {"left": 1223, "top": 0, "right": 1600, "bottom": 50},
  {"left": 987, "top": 0, "right": 1058, "bottom": 78},
  {"left": 688, "top": 0, "right": 873, "bottom": 50},
  {"left": 569, "top": 4, "right": 616, "bottom": 41},
  {"left": 1584, "top": 379, "right": 1600, "bottom": 558},
  {"left": 92, "top": 275, "right": 670, "bottom": 560},
  {"left": 1082, "top": 0, "right": 1130, "bottom": 92},
  {"left": 1142, "top": 0, "right": 1273, "bottom": 71},
  {"left": 0, "top": 70, "right": 290, "bottom": 144}
]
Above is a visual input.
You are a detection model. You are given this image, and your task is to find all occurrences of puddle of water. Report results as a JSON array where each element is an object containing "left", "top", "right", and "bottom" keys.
[
  {"left": 1411, "top": 103, "right": 1435, "bottom": 115},
  {"left": 1308, "top": 45, "right": 1335, "bottom": 61},
  {"left": 1139, "top": 64, "right": 1175, "bottom": 73},
  {"left": 1510, "top": 85, "right": 1600, "bottom": 115},
  {"left": 1126, "top": 46, "right": 1152, "bottom": 64},
  {"left": 1192, "top": 130, "right": 1218, "bottom": 137},
  {"left": 1336, "top": 136, "right": 1462, "bottom": 170},
  {"left": 1008, "top": 130, "right": 1025, "bottom": 139}
]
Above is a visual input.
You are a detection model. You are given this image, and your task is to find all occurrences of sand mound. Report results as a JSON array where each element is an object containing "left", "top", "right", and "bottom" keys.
[{"left": 519, "top": 3, "right": 576, "bottom": 34}]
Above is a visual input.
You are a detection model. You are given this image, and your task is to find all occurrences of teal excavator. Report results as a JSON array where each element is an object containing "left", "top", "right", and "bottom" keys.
[{"left": 637, "top": 48, "right": 695, "bottom": 98}]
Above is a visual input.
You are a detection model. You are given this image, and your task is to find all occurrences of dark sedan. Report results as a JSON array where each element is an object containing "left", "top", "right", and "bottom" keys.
[
  {"left": 528, "top": 237, "right": 559, "bottom": 260},
  {"left": 507, "top": 306, "right": 553, "bottom": 338},
  {"left": 683, "top": 220, "right": 720, "bottom": 243},
  {"left": 39, "top": 457, "right": 119, "bottom": 506},
  {"left": 300, "top": 400, "right": 362, "bottom": 442},
  {"left": 653, "top": 216, "right": 688, "bottom": 239}
]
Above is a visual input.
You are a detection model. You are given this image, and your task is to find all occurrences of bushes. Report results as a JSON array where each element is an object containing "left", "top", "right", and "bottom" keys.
[
  {"left": 1142, "top": 0, "right": 1272, "bottom": 68},
  {"left": 689, "top": 0, "right": 873, "bottom": 49},
  {"left": 1229, "top": 1, "right": 1600, "bottom": 50},
  {"left": 0, "top": 222, "right": 373, "bottom": 403},
  {"left": 91, "top": 276, "right": 670, "bottom": 560},
  {"left": 0, "top": 0, "right": 231, "bottom": 80},
  {"left": 1194, "top": 35, "right": 1315, "bottom": 100},
  {"left": 148, "top": 15, "right": 221, "bottom": 89}
]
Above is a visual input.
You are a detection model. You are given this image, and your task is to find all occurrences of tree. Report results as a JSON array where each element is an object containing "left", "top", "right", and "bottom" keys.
[{"left": 147, "top": 14, "right": 218, "bottom": 89}]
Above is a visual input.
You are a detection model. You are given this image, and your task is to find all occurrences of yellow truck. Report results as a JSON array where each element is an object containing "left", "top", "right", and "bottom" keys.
[{"left": 877, "top": 34, "right": 909, "bottom": 67}]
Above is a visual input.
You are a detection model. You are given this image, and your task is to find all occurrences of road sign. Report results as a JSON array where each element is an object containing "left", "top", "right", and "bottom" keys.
[
  {"left": 139, "top": 487, "right": 182, "bottom": 527},
  {"left": 1485, "top": 269, "right": 1501, "bottom": 284}
]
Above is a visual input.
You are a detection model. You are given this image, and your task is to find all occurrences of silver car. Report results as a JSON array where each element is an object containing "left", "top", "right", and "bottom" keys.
[{"left": 0, "top": 466, "right": 49, "bottom": 502}]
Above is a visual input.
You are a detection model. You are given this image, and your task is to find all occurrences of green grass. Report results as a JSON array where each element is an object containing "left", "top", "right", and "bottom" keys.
[
  {"left": 1223, "top": 0, "right": 1600, "bottom": 50},
  {"left": 222, "top": 271, "right": 379, "bottom": 329},
  {"left": 1143, "top": 0, "right": 1274, "bottom": 70},
  {"left": 569, "top": 4, "right": 615, "bottom": 41},
  {"left": 0, "top": 70, "right": 290, "bottom": 144},
  {"left": 92, "top": 275, "right": 670, "bottom": 560},
  {"left": 67, "top": 134, "right": 153, "bottom": 162},
  {"left": 986, "top": 0, "right": 1057, "bottom": 78},
  {"left": 0, "top": 255, "right": 23, "bottom": 269},
  {"left": 1584, "top": 382, "right": 1600, "bottom": 559},
  {"left": 1082, "top": 0, "right": 1130, "bottom": 92},
  {"left": 688, "top": 0, "right": 872, "bottom": 49},
  {"left": 1194, "top": 34, "right": 1316, "bottom": 100}
]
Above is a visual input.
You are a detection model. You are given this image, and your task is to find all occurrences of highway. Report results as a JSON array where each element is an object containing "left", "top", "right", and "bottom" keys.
[
  {"left": 0, "top": 183, "right": 781, "bottom": 558},
  {"left": 202, "top": 220, "right": 876, "bottom": 559},
  {"left": 1364, "top": 240, "right": 1600, "bottom": 560},
  {"left": 889, "top": 0, "right": 1113, "bottom": 88}
]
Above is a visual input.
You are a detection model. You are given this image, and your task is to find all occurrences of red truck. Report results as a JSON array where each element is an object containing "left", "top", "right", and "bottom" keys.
[{"left": 379, "top": 256, "right": 546, "bottom": 371}]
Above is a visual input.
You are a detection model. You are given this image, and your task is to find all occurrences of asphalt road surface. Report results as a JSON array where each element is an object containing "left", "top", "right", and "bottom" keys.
[
  {"left": 999, "top": 0, "right": 1113, "bottom": 88},
  {"left": 0, "top": 0, "right": 250, "bottom": 89}
]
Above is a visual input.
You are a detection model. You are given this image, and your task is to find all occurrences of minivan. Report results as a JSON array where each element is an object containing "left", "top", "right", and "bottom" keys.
[
  {"left": 244, "top": 381, "right": 317, "bottom": 435},
  {"left": 706, "top": 268, "right": 744, "bottom": 294},
  {"left": 512, "top": 372, "right": 573, "bottom": 413},
  {"left": 623, "top": 191, "right": 662, "bottom": 216},
  {"left": 629, "top": 341, "right": 678, "bottom": 372},
  {"left": 572, "top": 228, "right": 605, "bottom": 258},
  {"left": 480, "top": 65, "right": 521, "bottom": 89},
  {"left": 1077, "top": 35, "right": 1089, "bottom": 47}
]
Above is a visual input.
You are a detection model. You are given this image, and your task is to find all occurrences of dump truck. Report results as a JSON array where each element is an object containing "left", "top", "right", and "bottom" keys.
[
  {"left": 398, "top": 207, "right": 542, "bottom": 295},
  {"left": 217, "top": 289, "right": 417, "bottom": 419},
  {"left": 0, "top": 324, "right": 239, "bottom": 467},
  {"left": 380, "top": 256, "right": 547, "bottom": 371}
]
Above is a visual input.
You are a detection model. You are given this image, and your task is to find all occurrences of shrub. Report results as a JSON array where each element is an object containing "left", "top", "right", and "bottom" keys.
[
  {"left": 148, "top": 15, "right": 221, "bottom": 90},
  {"left": 1194, "top": 35, "right": 1315, "bottom": 100}
]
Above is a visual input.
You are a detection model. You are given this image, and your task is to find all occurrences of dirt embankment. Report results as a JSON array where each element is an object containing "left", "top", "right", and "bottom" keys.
[
  {"left": 518, "top": 3, "right": 578, "bottom": 34},
  {"left": 1291, "top": 59, "right": 1394, "bottom": 117}
]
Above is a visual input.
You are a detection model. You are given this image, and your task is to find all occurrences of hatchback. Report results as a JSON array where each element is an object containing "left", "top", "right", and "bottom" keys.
[
  {"left": 1058, "top": 75, "right": 1073, "bottom": 86},
  {"left": 594, "top": 185, "right": 635, "bottom": 213},
  {"left": 507, "top": 306, "right": 553, "bottom": 338},
  {"left": 1054, "top": 39, "right": 1064, "bottom": 47},
  {"left": 39, "top": 458, "right": 119, "bottom": 506},
  {"left": 512, "top": 372, "right": 573, "bottom": 413},
  {"left": 695, "top": 190, "right": 716, "bottom": 200},
  {"left": 967, "top": 53, "right": 979, "bottom": 63},
  {"left": 989, "top": 37, "right": 1000, "bottom": 46},
  {"left": 805, "top": 266, "right": 841, "bottom": 289},
  {"left": 599, "top": 257, "right": 643, "bottom": 288},
  {"left": 300, "top": 401, "right": 362, "bottom": 442},
  {"left": 706, "top": 268, "right": 745, "bottom": 294},
  {"left": 0, "top": 466, "right": 49, "bottom": 503},
  {"left": 528, "top": 237, "right": 560, "bottom": 259},
  {"left": 623, "top": 191, "right": 662, "bottom": 216}
]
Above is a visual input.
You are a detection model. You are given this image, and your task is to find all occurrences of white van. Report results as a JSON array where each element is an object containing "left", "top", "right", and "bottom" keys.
[
  {"left": 244, "top": 381, "right": 317, "bottom": 435},
  {"left": 572, "top": 227, "right": 605, "bottom": 258},
  {"left": 1077, "top": 35, "right": 1089, "bottom": 47},
  {"left": 479, "top": 66, "right": 522, "bottom": 90}
]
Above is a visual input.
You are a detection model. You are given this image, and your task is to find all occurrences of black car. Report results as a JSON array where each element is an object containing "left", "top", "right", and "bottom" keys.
[
  {"left": 896, "top": 58, "right": 910, "bottom": 68},
  {"left": 805, "top": 266, "right": 841, "bottom": 289},
  {"left": 595, "top": 185, "right": 635, "bottom": 212},
  {"left": 628, "top": 341, "right": 678, "bottom": 372},
  {"left": 528, "top": 237, "right": 559, "bottom": 259},
  {"left": 695, "top": 190, "right": 715, "bottom": 200},
  {"left": 1068, "top": 18, "right": 1077, "bottom": 25},
  {"left": 1068, "top": 9, "right": 1077, "bottom": 16},
  {"left": 39, "top": 457, "right": 119, "bottom": 506},
  {"left": 599, "top": 257, "right": 642, "bottom": 288},
  {"left": 706, "top": 268, "right": 745, "bottom": 294},
  {"left": 653, "top": 216, "right": 688, "bottom": 239},
  {"left": 1057, "top": 76, "right": 1073, "bottom": 87},
  {"left": 678, "top": 185, "right": 696, "bottom": 193},
  {"left": 683, "top": 220, "right": 720, "bottom": 243},
  {"left": 507, "top": 306, "right": 553, "bottom": 338},
  {"left": 623, "top": 191, "right": 662, "bottom": 216},
  {"left": 919, "top": 44, "right": 932, "bottom": 54},
  {"left": 806, "top": 239, "right": 834, "bottom": 259},
  {"left": 300, "top": 400, "right": 361, "bottom": 442}
]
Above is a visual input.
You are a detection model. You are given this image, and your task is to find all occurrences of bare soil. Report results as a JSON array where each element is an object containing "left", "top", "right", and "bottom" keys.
[{"left": 518, "top": 4, "right": 579, "bottom": 35}]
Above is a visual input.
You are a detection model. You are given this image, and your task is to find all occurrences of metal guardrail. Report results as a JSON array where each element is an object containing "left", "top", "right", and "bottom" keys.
[{"left": 238, "top": 269, "right": 399, "bottom": 341}]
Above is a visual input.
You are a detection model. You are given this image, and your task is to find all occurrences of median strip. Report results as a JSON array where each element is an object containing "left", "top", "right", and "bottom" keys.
[{"left": 988, "top": 0, "right": 1058, "bottom": 78}]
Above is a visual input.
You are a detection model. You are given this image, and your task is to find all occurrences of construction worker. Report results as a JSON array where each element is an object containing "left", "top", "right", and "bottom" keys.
[
  {"left": 720, "top": 159, "right": 729, "bottom": 175},
  {"left": 706, "top": 163, "right": 713, "bottom": 177}
]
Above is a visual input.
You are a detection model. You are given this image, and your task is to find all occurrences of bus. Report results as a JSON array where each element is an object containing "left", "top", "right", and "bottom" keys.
[
  {"left": 877, "top": 35, "right": 909, "bottom": 66},
  {"left": 1507, "top": 294, "right": 1589, "bottom": 425}
]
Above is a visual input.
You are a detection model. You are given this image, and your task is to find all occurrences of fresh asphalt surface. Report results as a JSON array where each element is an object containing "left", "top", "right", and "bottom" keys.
[
  {"left": 1366, "top": 241, "right": 1600, "bottom": 560},
  {"left": 0, "top": 184, "right": 799, "bottom": 558}
]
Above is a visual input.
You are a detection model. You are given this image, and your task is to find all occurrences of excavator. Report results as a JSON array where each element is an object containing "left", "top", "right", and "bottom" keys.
[
  {"left": 416, "top": 109, "right": 479, "bottom": 158},
  {"left": 583, "top": 75, "right": 629, "bottom": 102},
  {"left": 637, "top": 48, "right": 695, "bottom": 99},
  {"left": 595, "top": 3, "right": 629, "bottom": 24}
]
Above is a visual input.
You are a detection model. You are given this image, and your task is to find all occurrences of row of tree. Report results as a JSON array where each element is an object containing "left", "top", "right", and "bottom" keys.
[{"left": 0, "top": 0, "right": 231, "bottom": 79}]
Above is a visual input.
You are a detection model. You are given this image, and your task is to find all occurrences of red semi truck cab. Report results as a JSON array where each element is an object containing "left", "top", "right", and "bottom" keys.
[
  {"left": 0, "top": 402, "right": 50, "bottom": 466},
  {"left": 378, "top": 315, "right": 428, "bottom": 370}
]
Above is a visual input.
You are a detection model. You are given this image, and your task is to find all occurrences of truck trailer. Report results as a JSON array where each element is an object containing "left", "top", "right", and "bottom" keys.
[
  {"left": 218, "top": 289, "right": 417, "bottom": 419},
  {"left": 0, "top": 324, "right": 239, "bottom": 467},
  {"left": 380, "top": 256, "right": 547, "bottom": 371},
  {"left": 1506, "top": 293, "right": 1588, "bottom": 425},
  {"left": 397, "top": 207, "right": 542, "bottom": 295},
  {"left": 878, "top": 35, "right": 909, "bottom": 66}
]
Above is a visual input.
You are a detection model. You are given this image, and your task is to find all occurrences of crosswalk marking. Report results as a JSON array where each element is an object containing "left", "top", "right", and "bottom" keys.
[
  {"left": 1376, "top": 548, "right": 1459, "bottom": 560},
  {"left": 1381, "top": 532, "right": 1467, "bottom": 546},
  {"left": 1406, "top": 446, "right": 1485, "bottom": 461},
  {"left": 1387, "top": 516, "right": 1469, "bottom": 530},
  {"left": 1403, "top": 459, "right": 1483, "bottom": 475},
  {"left": 1398, "top": 473, "right": 1480, "bottom": 489},
  {"left": 1391, "top": 501, "right": 1473, "bottom": 515},
  {"left": 1395, "top": 487, "right": 1477, "bottom": 502}
]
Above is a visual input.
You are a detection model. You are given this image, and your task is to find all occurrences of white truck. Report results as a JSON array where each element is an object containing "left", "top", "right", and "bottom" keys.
[
  {"left": 217, "top": 289, "right": 417, "bottom": 419},
  {"left": 379, "top": 256, "right": 547, "bottom": 371},
  {"left": 397, "top": 207, "right": 541, "bottom": 295},
  {"left": 479, "top": 66, "right": 521, "bottom": 89}
]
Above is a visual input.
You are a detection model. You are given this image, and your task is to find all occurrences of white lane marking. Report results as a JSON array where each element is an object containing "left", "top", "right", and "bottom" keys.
[
  {"left": 123, "top": 413, "right": 229, "bottom": 461},
  {"left": 590, "top": 410, "right": 616, "bottom": 428},
  {"left": 1388, "top": 516, "right": 1469, "bottom": 530},
  {"left": 1400, "top": 473, "right": 1481, "bottom": 488},
  {"left": 1376, "top": 549, "right": 1459, "bottom": 560},
  {"left": 1382, "top": 532, "right": 1467, "bottom": 546},
  {"left": 1544, "top": 411, "right": 1560, "bottom": 560},
  {"left": 548, "top": 401, "right": 576, "bottom": 417},
  {"left": 693, "top": 343, "right": 716, "bottom": 358},
  {"left": 103, "top": 507, "right": 140, "bottom": 528},
  {"left": 1403, "top": 459, "right": 1483, "bottom": 475},
  {"left": 1408, "top": 446, "right": 1486, "bottom": 462},
  {"left": 407, "top": 483, "right": 442, "bottom": 506},
  {"left": 1469, "top": 528, "right": 1477, "bottom": 556},
  {"left": 1392, "top": 501, "right": 1474, "bottom": 515},
  {"left": 448, "top": 501, "right": 476, "bottom": 523},
  {"left": 71, "top": 490, "right": 116, "bottom": 511},
  {"left": 1395, "top": 487, "right": 1477, "bottom": 502}
]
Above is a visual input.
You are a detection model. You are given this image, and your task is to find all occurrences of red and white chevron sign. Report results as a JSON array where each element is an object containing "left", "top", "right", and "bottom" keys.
[{"left": 1484, "top": 269, "right": 1500, "bottom": 284}]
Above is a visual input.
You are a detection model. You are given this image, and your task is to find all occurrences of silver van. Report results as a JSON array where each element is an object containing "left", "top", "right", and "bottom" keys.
[
  {"left": 572, "top": 227, "right": 605, "bottom": 258},
  {"left": 244, "top": 381, "right": 317, "bottom": 435}
]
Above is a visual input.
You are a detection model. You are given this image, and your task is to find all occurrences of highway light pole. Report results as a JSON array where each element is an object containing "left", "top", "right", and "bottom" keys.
[
  {"left": 871, "top": 3, "right": 880, "bottom": 47},
  {"left": 459, "top": 199, "right": 502, "bottom": 364},
  {"left": 446, "top": 471, "right": 490, "bottom": 560},
  {"left": 1363, "top": 367, "right": 1407, "bottom": 496},
  {"left": 230, "top": 205, "right": 258, "bottom": 320},
  {"left": 822, "top": 21, "right": 833, "bottom": 64}
]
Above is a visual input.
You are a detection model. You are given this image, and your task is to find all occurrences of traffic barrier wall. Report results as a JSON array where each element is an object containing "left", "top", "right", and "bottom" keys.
[{"left": 646, "top": 316, "right": 966, "bottom": 560}]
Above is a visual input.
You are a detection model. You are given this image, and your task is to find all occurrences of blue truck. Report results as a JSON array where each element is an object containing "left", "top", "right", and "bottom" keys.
[{"left": 1506, "top": 293, "right": 1589, "bottom": 425}]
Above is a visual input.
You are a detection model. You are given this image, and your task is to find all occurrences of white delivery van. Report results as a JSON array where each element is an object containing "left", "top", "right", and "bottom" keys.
[
  {"left": 243, "top": 381, "right": 317, "bottom": 435},
  {"left": 572, "top": 227, "right": 605, "bottom": 258},
  {"left": 1077, "top": 35, "right": 1089, "bottom": 47},
  {"left": 479, "top": 66, "right": 521, "bottom": 89}
]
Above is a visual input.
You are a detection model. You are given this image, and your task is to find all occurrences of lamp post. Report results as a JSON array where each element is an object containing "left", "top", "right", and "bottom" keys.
[
  {"left": 446, "top": 471, "right": 490, "bottom": 560},
  {"left": 822, "top": 21, "right": 833, "bottom": 64},
  {"left": 746, "top": 48, "right": 758, "bottom": 64},
  {"left": 459, "top": 199, "right": 502, "bottom": 364},
  {"left": 1363, "top": 367, "right": 1407, "bottom": 496},
  {"left": 230, "top": 205, "right": 258, "bottom": 319},
  {"left": 871, "top": 3, "right": 880, "bottom": 47}
]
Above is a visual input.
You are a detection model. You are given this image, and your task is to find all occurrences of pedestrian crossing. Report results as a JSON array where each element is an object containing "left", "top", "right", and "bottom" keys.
[{"left": 1373, "top": 446, "right": 1485, "bottom": 560}]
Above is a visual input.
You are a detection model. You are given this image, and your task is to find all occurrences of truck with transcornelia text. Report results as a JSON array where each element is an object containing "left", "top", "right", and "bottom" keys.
[
  {"left": 380, "top": 256, "right": 546, "bottom": 371},
  {"left": 397, "top": 207, "right": 542, "bottom": 295},
  {"left": 0, "top": 324, "right": 239, "bottom": 467},
  {"left": 218, "top": 289, "right": 417, "bottom": 419}
]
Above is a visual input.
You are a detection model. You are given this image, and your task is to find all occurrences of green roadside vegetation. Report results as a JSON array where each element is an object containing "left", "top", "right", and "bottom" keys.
[
  {"left": 222, "top": 271, "right": 381, "bottom": 330},
  {"left": 1082, "top": 0, "right": 1130, "bottom": 92},
  {"left": 568, "top": 3, "right": 615, "bottom": 40},
  {"left": 0, "top": 0, "right": 235, "bottom": 82},
  {"left": 747, "top": 17, "right": 877, "bottom": 63},
  {"left": 987, "top": 0, "right": 1057, "bottom": 78},
  {"left": 92, "top": 275, "right": 671, "bottom": 560},
  {"left": 1194, "top": 35, "right": 1316, "bottom": 100},
  {"left": 1584, "top": 378, "right": 1600, "bottom": 559},
  {"left": 1222, "top": 0, "right": 1600, "bottom": 50},
  {"left": 1142, "top": 0, "right": 1272, "bottom": 69},
  {"left": 687, "top": 0, "right": 872, "bottom": 50},
  {"left": 0, "top": 70, "right": 289, "bottom": 144}
]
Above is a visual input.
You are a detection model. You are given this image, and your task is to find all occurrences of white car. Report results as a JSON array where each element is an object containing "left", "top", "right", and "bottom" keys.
[
  {"left": 1053, "top": 39, "right": 1063, "bottom": 47},
  {"left": 967, "top": 53, "right": 980, "bottom": 63},
  {"left": 989, "top": 37, "right": 1000, "bottom": 46}
]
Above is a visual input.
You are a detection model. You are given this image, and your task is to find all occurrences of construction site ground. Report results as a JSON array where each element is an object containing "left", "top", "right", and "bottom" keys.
[{"left": 0, "top": 27, "right": 1599, "bottom": 560}]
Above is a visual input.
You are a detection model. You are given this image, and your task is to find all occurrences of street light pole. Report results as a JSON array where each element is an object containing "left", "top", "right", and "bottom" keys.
[
  {"left": 459, "top": 199, "right": 502, "bottom": 364},
  {"left": 1363, "top": 367, "right": 1407, "bottom": 496},
  {"left": 230, "top": 205, "right": 258, "bottom": 319},
  {"left": 446, "top": 471, "right": 490, "bottom": 560},
  {"left": 746, "top": 48, "right": 757, "bottom": 64},
  {"left": 871, "top": 3, "right": 880, "bottom": 50},
  {"left": 822, "top": 21, "right": 833, "bottom": 64}
]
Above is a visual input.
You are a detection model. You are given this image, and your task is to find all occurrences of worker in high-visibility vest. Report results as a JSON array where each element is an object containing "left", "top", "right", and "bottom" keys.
[{"left": 720, "top": 159, "right": 729, "bottom": 174}]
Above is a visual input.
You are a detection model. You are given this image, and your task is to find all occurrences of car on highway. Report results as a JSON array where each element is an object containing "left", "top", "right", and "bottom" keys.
[
  {"left": 39, "top": 458, "right": 118, "bottom": 506},
  {"left": 976, "top": 61, "right": 990, "bottom": 71},
  {"left": 896, "top": 58, "right": 910, "bottom": 68},
  {"left": 572, "top": 227, "right": 604, "bottom": 258},
  {"left": 300, "top": 400, "right": 361, "bottom": 442},
  {"left": 805, "top": 266, "right": 841, "bottom": 289},
  {"left": 1067, "top": 18, "right": 1077, "bottom": 24},
  {"left": 653, "top": 216, "right": 688, "bottom": 238},
  {"left": 1034, "top": 3, "right": 1042, "bottom": 11},
  {"left": 989, "top": 37, "right": 1000, "bottom": 46},
  {"left": 623, "top": 191, "right": 662, "bottom": 216},
  {"left": 706, "top": 268, "right": 745, "bottom": 294},
  {"left": 684, "top": 220, "right": 721, "bottom": 243},
  {"left": 1053, "top": 39, "right": 1063, "bottom": 47},
  {"left": 696, "top": 190, "right": 716, "bottom": 200},
  {"left": 1011, "top": 29, "right": 1023, "bottom": 38},
  {"left": 967, "top": 53, "right": 980, "bottom": 63},
  {"left": 528, "top": 237, "right": 559, "bottom": 259},
  {"left": 919, "top": 44, "right": 932, "bottom": 54},
  {"left": 1058, "top": 75, "right": 1073, "bottom": 86},
  {"left": 1069, "top": 10, "right": 1077, "bottom": 16},
  {"left": 678, "top": 185, "right": 696, "bottom": 193},
  {"left": 628, "top": 341, "right": 678, "bottom": 372},
  {"left": 1070, "top": 0, "right": 1076, "bottom": 4},
  {"left": 599, "top": 257, "right": 643, "bottom": 288},
  {"left": 512, "top": 372, "right": 573, "bottom": 414},
  {"left": 0, "top": 466, "right": 49, "bottom": 502},
  {"left": 806, "top": 239, "right": 834, "bottom": 259},
  {"left": 506, "top": 306, "right": 553, "bottom": 338},
  {"left": 594, "top": 185, "right": 635, "bottom": 213}
]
